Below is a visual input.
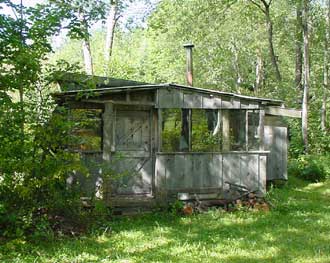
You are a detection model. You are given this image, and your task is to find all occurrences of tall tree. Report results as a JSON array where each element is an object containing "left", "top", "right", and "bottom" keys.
[
  {"left": 78, "top": 11, "right": 94, "bottom": 75},
  {"left": 321, "top": 0, "right": 330, "bottom": 131},
  {"left": 104, "top": 0, "right": 120, "bottom": 73},
  {"left": 255, "top": 48, "right": 264, "bottom": 93},
  {"left": 249, "top": 0, "right": 282, "bottom": 82},
  {"left": 53, "top": 0, "right": 107, "bottom": 75},
  {"left": 295, "top": 0, "right": 303, "bottom": 92},
  {"left": 302, "top": 0, "right": 310, "bottom": 152},
  {"left": 18, "top": 0, "right": 25, "bottom": 143},
  {"left": 230, "top": 37, "right": 243, "bottom": 90}
]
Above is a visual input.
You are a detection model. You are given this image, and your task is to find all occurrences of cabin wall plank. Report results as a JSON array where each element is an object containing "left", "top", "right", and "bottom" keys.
[
  {"left": 259, "top": 154, "right": 267, "bottom": 194},
  {"left": 202, "top": 96, "right": 222, "bottom": 108},
  {"left": 155, "top": 152, "right": 267, "bottom": 197},
  {"left": 264, "top": 116, "right": 288, "bottom": 181},
  {"left": 223, "top": 154, "right": 241, "bottom": 188},
  {"left": 157, "top": 89, "right": 260, "bottom": 109},
  {"left": 183, "top": 92, "right": 202, "bottom": 108},
  {"left": 155, "top": 155, "right": 167, "bottom": 203},
  {"left": 103, "top": 103, "right": 114, "bottom": 161}
]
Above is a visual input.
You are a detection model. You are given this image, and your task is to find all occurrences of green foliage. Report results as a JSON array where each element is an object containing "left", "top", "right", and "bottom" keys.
[
  {"left": 161, "top": 109, "right": 181, "bottom": 152},
  {"left": 2, "top": 0, "right": 330, "bottom": 243},
  {"left": 0, "top": 1, "right": 103, "bottom": 239},
  {"left": 192, "top": 110, "right": 221, "bottom": 152},
  {"left": 0, "top": 101, "right": 84, "bottom": 238},
  {"left": 2, "top": 178, "right": 330, "bottom": 262},
  {"left": 288, "top": 154, "right": 328, "bottom": 182},
  {"left": 52, "top": 0, "right": 330, "bottom": 158},
  {"left": 168, "top": 199, "right": 184, "bottom": 216}
]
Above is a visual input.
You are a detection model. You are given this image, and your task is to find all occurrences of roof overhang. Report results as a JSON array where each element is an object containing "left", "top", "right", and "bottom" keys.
[
  {"left": 52, "top": 82, "right": 284, "bottom": 107},
  {"left": 265, "top": 106, "right": 302, "bottom": 118}
]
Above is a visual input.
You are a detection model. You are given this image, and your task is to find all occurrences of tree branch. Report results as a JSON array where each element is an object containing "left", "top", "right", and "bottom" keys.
[
  {"left": 115, "top": 14, "right": 122, "bottom": 23},
  {"left": 260, "top": 0, "right": 271, "bottom": 8},
  {"left": 248, "top": 0, "right": 266, "bottom": 14}
]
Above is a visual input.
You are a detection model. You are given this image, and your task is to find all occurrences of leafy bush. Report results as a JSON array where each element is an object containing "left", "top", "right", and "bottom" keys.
[
  {"left": 0, "top": 105, "right": 85, "bottom": 239},
  {"left": 169, "top": 200, "right": 184, "bottom": 216},
  {"left": 301, "top": 163, "right": 325, "bottom": 182},
  {"left": 288, "top": 154, "right": 328, "bottom": 182}
]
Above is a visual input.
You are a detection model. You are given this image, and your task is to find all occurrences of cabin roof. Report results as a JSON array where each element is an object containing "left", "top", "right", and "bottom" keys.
[{"left": 53, "top": 73, "right": 283, "bottom": 106}]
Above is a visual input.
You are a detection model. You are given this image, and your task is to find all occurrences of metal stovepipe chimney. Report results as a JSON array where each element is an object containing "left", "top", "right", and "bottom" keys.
[{"left": 183, "top": 43, "right": 194, "bottom": 86}]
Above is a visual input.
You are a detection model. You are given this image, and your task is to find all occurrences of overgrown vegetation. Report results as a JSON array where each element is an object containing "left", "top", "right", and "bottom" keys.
[
  {"left": 1, "top": 177, "right": 330, "bottom": 262},
  {"left": 2, "top": 0, "right": 330, "bottom": 255},
  {"left": 288, "top": 155, "right": 330, "bottom": 182}
]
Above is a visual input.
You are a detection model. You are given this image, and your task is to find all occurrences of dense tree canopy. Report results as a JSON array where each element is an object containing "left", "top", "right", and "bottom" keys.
[{"left": 51, "top": 0, "right": 330, "bottom": 154}]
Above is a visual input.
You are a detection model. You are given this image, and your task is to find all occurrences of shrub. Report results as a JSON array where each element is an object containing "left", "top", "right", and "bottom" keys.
[
  {"left": 169, "top": 200, "right": 184, "bottom": 216},
  {"left": 300, "top": 163, "right": 325, "bottom": 182},
  {"left": 288, "top": 154, "right": 327, "bottom": 182}
]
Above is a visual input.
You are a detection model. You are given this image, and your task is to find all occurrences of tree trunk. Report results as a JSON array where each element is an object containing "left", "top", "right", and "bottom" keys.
[
  {"left": 295, "top": 2, "right": 303, "bottom": 92},
  {"left": 78, "top": 11, "right": 94, "bottom": 75},
  {"left": 104, "top": 0, "right": 118, "bottom": 75},
  {"left": 321, "top": 0, "right": 330, "bottom": 131},
  {"left": 19, "top": 0, "right": 25, "bottom": 145},
  {"left": 231, "top": 38, "right": 242, "bottom": 91},
  {"left": 82, "top": 39, "right": 94, "bottom": 75},
  {"left": 265, "top": 6, "right": 282, "bottom": 82},
  {"left": 302, "top": 0, "right": 310, "bottom": 152},
  {"left": 255, "top": 48, "right": 264, "bottom": 93}
]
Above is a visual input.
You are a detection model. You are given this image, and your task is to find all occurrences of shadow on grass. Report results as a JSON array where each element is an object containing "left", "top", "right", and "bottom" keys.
[{"left": 1, "top": 178, "right": 330, "bottom": 262}]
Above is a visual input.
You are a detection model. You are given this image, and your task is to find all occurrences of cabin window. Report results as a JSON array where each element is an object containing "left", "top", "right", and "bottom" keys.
[
  {"left": 229, "top": 110, "right": 246, "bottom": 151},
  {"left": 161, "top": 109, "right": 261, "bottom": 152},
  {"left": 69, "top": 109, "right": 103, "bottom": 152},
  {"left": 161, "top": 109, "right": 182, "bottom": 152},
  {"left": 192, "top": 109, "right": 221, "bottom": 152},
  {"left": 248, "top": 110, "right": 260, "bottom": 150},
  {"left": 228, "top": 110, "right": 261, "bottom": 151}
]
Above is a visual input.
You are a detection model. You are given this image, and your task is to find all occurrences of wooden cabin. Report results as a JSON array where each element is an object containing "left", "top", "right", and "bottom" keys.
[{"left": 53, "top": 73, "right": 301, "bottom": 210}]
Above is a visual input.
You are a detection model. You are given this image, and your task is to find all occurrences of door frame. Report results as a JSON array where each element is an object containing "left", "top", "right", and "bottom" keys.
[{"left": 109, "top": 105, "right": 155, "bottom": 197}]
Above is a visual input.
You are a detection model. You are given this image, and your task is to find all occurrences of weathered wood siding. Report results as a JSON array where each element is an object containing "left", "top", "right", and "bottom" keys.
[
  {"left": 264, "top": 116, "right": 288, "bottom": 181},
  {"left": 155, "top": 152, "right": 267, "bottom": 199},
  {"left": 108, "top": 108, "right": 154, "bottom": 196},
  {"left": 157, "top": 89, "right": 260, "bottom": 109}
]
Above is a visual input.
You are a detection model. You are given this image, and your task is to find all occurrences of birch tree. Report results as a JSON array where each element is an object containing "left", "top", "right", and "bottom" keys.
[
  {"left": 295, "top": 1, "right": 303, "bottom": 92},
  {"left": 55, "top": 0, "right": 107, "bottom": 75},
  {"left": 302, "top": 0, "right": 310, "bottom": 152},
  {"left": 104, "top": 0, "right": 120, "bottom": 73},
  {"left": 321, "top": 0, "right": 330, "bottom": 131},
  {"left": 78, "top": 11, "right": 94, "bottom": 75},
  {"left": 248, "top": 0, "right": 282, "bottom": 82}
]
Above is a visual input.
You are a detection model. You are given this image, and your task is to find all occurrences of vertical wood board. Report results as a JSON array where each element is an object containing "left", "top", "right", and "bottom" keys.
[
  {"left": 202, "top": 95, "right": 222, "bottom": 109},
  {"left": 222, "top": 154, "right": 241, "bottom": 188},
  {"left": 157, "top": 89, "right": 183, "bottom": 108}
]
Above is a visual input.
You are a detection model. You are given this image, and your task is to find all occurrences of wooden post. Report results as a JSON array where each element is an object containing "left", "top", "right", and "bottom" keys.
[
  {"left": 183, "top": 44, "right": 194, "bottom": 152},
  {"left": 259, "top": 154, "right": 267, "bottom": 195},
  {"left": 259, "top": 109, "right": 265, "bottom": 151},
  {"left": 183, "top": 43, "right": 194, "bottom": 86},
  {"left": 188, "top": 109, "right": 192, "bottom": 151},
  {"left": 155, "top": 155, "right": 168, "bottom": 206},
  {"left": 180, "top": 109, "right": 191, "bottom": 151},
  {"left": 103, "top": 103, "right": 114, "bottom": 161},
  {"left": 158, "top": 108, "right": 162, "bottom": 152},
  {"left": 245, "top": 111, "right": 249, "bottom": 151},
  {"left": 222, "top": 110, "right": 230, "bottom": 151}
]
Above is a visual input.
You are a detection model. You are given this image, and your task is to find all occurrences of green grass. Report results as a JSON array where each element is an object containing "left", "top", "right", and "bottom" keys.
[{"left": 1, "top": 177, "right": 330, "bottom": 263}]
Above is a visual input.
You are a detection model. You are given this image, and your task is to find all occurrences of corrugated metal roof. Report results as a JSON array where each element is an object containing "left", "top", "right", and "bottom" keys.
[
  {"left": 53, "top": 74, "right": 283, "bottom": 105},
  {"left": 54, "top": 72, "right": 149, "bottom": 91}
]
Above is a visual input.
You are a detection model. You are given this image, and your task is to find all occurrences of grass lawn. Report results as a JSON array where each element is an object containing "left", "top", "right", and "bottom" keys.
[{"left": 1, "top": 177, "right": 330, "bottom": 263}]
